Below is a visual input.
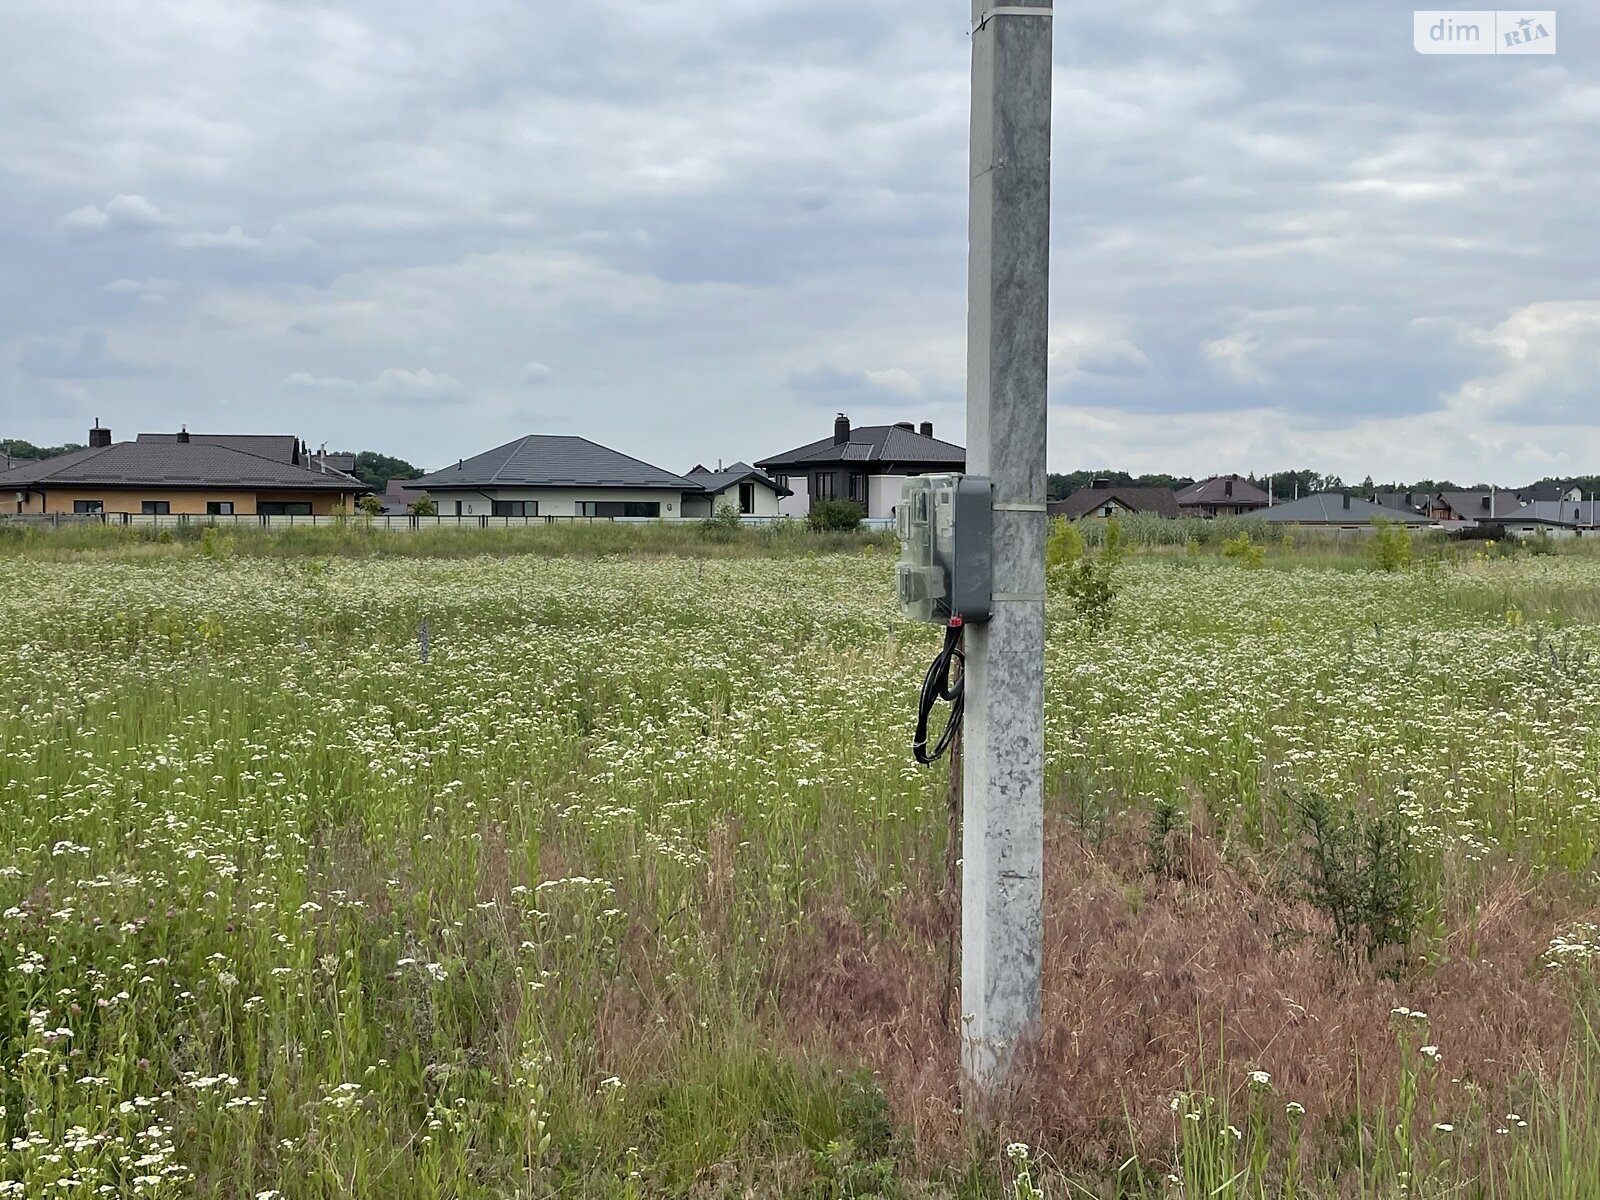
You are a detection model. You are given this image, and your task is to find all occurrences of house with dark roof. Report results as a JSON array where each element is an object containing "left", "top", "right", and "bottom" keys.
[
  {"left": 1257, "top": 492, "right": 1431, "bottom": 528},
  {"left": 1372, "top": 491, "right": 1429, "bottom": 516},
  {"left": 755, "top": 413, "right": 965, "bottom": 519},
  {"left": 1518, "top": 481, "right": 1585, "bottom": 504},
  {"left": 138, "top": 431, "right": 362, "bottom": 485},
  {"left": 6, "top": 424, "right": 365, "bottom": 517},
  {"left": 1049, "top": 480, "right": 1181, "bottom": 521},
  {"left": 377, "top": 478, "right": 429, "bottom": 515},
  {"left": 1426, "top": 491, "right": 1524, "bottom": 526},
  {"left": 680, "top": 462, "right": 791, "bottom": 518},
  {"left": 1175, "top": 475, "right": 1270, "bottom": 518},
  {"left": 1502, "top": 499, "right": 1600, "bottom": 538},
  {"left": 410, "top": 435, "right": 703, "bottom": 520}
]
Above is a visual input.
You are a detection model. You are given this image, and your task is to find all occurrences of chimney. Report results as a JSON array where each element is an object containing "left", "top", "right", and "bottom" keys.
[
  {"left": 88, "top": 419, "right": 111, "bottom": 449},
  {"left": 1091, "top": 478, "right": 1110, "bottom": 490},
  {"left": 919, "top": 421, "right": 933, "bottom": 438},
  {"left": 1224, "top": 478, "right": 1234, "bottom": 498},
  {"left": 176, "top": 426, "right": 190, "bottom": 444},
  {"left": 894, "top": 421, "right": 914, "bottom": 431},
  {"left": 1342, "top": 493, "right": 1351, "bottom": 510},
  {"left": 833, "top": 413, "right": 850, "bottom": 445}
]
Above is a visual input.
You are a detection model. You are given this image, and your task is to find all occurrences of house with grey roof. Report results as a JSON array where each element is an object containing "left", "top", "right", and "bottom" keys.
[
  {"left": 410, "top": 434, "right": 704, "bottom": 520},
  {"left": 375, "top": 478, "right": 430, "bottom": 515},
  {"left": 755, "top": 413, "right": 965, "bottom": 519},
  {"left": 1256, "top": 492, "right": 1432, "bottom": 528},
  {"left": 6, "top": 424, "right": 365, "bottom": 517},
  {"left": 1050, "top": 480, "right": 1181, "bottom": 520},
  {"left": 680, "top": 462, "right": 791, "bottom": 518},
  {"left": 1176, "top": 475, "right": 1269, "bottom": 518},
  {"left": 1426, "top": 490, "right": 1524, "bottom": 526},
  {"left": 1502, "top": 499, "right": 1600, "bottom": 538}
]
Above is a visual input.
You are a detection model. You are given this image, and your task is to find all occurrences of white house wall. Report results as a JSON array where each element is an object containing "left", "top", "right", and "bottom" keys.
[
  {"left": 681, "top": 482, "right": 785, "bottom": 518},
  {"left": 866, "top": 475, "right": 909, "bottom": 521},
  {"left": 431, "top": 487, "right": 687, "bottom": 519},
  {"left": 777, "top": 478, "right": 810, "bottom": 518}
]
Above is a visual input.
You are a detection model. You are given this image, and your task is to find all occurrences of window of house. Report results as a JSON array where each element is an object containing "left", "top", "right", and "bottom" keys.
[
  {"left": 258, "top": 502, "right": 312, "bottom": 516},
  {"left": 813, "top": 473, "right": 836, "bottom": 500},
  {"left": 738, "top": 481, "right": 755, "bottom": 514},
  {"left": 73, "top": 499, "right": 104, "bottom": 514},
  {"left": 772, "top": 474, "right": 789, "bottom": 490},
  {"left": 141, "top": 501, "right": 171, "bottom": 515},
  {"left": 577, "top": 500, "right": 660, "bottom": 518},
  {"left": 206, "top": 501, "right": 234, "bottom": 515},
  {"left": 848, "top": 475, "right": 866, "bottom": 503},
  {"left": 454, "top": 500, "right": 462, "bottom": 516},
  {"left": 1100, "top": 504, "right": 1115, "bottom": 517},
  {"left": 492, "top": 500, "right": 538, "bottom": 517}
]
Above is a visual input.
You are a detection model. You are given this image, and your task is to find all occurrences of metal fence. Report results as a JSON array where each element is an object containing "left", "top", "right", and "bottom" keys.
[{"left": 1, "top": 512, "right": 896, "bottom": 533}]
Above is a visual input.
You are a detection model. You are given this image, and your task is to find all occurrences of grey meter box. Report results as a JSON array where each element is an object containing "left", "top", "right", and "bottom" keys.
[{"left": 896, "top": 474, "right": 993, "bottom": 623}]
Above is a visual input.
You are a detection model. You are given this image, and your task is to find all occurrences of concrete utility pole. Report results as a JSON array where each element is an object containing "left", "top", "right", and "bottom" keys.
[{"left": 962, "top": 0, "right": 1051, "bottom": 1105}]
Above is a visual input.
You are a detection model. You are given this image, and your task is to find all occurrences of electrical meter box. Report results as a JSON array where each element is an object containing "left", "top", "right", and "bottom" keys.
[{"left": 896, "top": 474, "right": 993, "bottom": 624}]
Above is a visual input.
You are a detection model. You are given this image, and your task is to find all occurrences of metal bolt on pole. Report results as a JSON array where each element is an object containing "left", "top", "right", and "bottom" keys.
[{"left": 962, "top": 0, "right": 1052, "bottom": 1109}]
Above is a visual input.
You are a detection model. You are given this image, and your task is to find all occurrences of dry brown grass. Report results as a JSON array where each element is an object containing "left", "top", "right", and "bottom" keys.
[{"left": 778, "top": 815, "right": 1581, "bottom": 1176}]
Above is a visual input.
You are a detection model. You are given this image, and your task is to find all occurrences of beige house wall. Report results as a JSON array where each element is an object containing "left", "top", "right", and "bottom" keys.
[{"left": 14, "top": 487, "right": 353, "bottom": 516}]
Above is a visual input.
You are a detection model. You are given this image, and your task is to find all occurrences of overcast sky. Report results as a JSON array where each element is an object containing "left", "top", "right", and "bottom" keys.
[{"left": 1, "top": 1, "right": 1595, "bottom": 482}]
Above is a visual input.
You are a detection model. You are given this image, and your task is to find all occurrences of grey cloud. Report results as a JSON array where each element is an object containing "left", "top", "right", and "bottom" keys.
[
  {"left": 18, "top": 329, "right": 164, "bottom": 379},
  {"left": 0, "top": 0, "right": 1595, "bottom": 482}
]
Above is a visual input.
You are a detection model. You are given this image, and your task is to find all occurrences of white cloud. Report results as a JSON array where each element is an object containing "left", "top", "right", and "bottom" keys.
[
  {"left": 862, "top": 367, "right": 923, "bottom": 397},
  {"left": 282, "top": 371, "right": 359, "bottom": 391},
  {"left": 103, "top": 278, "right": 178, "bottom": 305},
  {"left": 176, "top": 225, "right": 262, "bottom": 250},
  {"left": 57, "top": 193, "right": 168, "bottom": 234},
  {"left": 283, "top": 367, "right": 463, "bottom": 404},
  {"left": 524, "top": 361, "right": 555, "bottom": 385},
  {"left": 375, "top": 367, "right": 462, "bottom": 399},
  {"left": 1201, "top": 333, "right": 1269, "bottom": 386}
]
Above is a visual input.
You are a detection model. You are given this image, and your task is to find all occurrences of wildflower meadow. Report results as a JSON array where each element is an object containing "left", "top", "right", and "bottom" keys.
[{"left": 5, "top": 529, "right": 1600, "bottom": 1197}]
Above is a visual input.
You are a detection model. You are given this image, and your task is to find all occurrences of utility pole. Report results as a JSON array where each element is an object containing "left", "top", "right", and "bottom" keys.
[{"left": 963, "top": 0, "right": 1051, "bottom": 1107}]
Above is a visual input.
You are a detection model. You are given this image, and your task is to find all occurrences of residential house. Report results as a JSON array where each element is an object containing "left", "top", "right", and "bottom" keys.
[
  {"left": 1372, "top": 491, "right": 1428, "bottom": 515},
  {"left": 1519, "top": 482, "right": 1585, "bottom": 504},
  {"left": 139, "top": 430, "right": 362, "bottom": 485},
  {"left": 755, "top": 414, "right": 965, "bottom": 520},
  {"left": 377, "top": 478, "right": 429, "bottom": 515},
  {"left": 1257, "top": 492, "right": 1431, "bottom": 528},
  {"left": 680, "top": 462, "right": 791, "bottom": 518},
  {"left": 1426, "top": 490, "right": 1524, "bottom": 525},
  {"left": 1502, "top": 500, "right": 1600, "bottom": 538},
  {"left": 410, "top": 434, "right": 700, "bottom": 519},
  {"left": 6, "top": 424, "right": 365, "bottom": 516},
  {"left": 1049, "top": 480, "right": 1181, "bottom": 520},
  {"left": 1176, "top": 475, "right": 1270, "bottom": 518}
]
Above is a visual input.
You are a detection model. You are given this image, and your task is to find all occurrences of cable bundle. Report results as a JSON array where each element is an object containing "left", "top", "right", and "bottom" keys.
[{"left": 913, "top": 620, "right": 965, "bottom": 765}]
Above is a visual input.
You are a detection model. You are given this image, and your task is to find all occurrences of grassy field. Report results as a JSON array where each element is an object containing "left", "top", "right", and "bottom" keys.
[{"left": 5, "top": 527, "right": 1600, "bottom": 1197}]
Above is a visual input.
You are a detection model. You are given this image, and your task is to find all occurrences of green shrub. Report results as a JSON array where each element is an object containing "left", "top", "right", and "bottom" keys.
[
  {"left": 408, "top": 496, "right": 437, "bottom": 517},
  {"left": 806, "top": 500, "right": 865, "bottom": 533},
  {"left": 1045, "top": 516, "right": 1084, "bottom": 571},
  {"left": 699, "top": 501, "right": 743, "bottom": 542},
  {"left": 1290, "top": 790, "right": 1421, "bottom": 967},
  {"left": 1061, "top": 545, "right": 1121, "bottom": 631},
  {"left": 1370, "top": 518, "right": 1413, "bottom": 572},
  {"left": 1221, "top": 532, "right": 1265, "bottom": 568}
]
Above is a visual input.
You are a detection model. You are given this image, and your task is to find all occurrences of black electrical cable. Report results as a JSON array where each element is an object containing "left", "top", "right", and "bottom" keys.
[{"left": 913, "top": 619, "right": 965, "bottom": 765}]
